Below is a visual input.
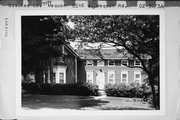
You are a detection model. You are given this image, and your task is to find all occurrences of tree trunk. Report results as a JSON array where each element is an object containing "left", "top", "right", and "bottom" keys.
[
  {"left": 49, "top": 59, "right": 53, "bottom": 83},
  {"left": 149, "top": 77, "right": 159, "bottom": 110},
  {"left": 35, "top": 67, "right": 44, "bottom": 84}
]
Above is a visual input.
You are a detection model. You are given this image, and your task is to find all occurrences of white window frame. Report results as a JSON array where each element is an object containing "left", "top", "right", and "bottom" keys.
[
  {"left": 134, "top": 60, "right": 141, "bottom": 66},
  {"left": 57, "top": 68, "right": 66, "bottom": 84},
  {"left": 108, "top": 60, "right": 115, "bottom": 66},
  {"left": 121, "top": 71, "right": 128, "bottom": 84},
  {"left": 86, "top": 60, "right": 93, "bottom": 66},
  {"left": 121, "top": 59, "right": 128, "bottom": 66},
  {"left": 108, "top": 71, "right": 115, "bottom": 84},
  {"left": 97, "top": 60, "right": 104, "bottom": 66},
  {"left": 59, "top": 72, "right": 65, "bottom": 84},
  {"left": 86, "top": 71, "right": 93, "bottom": 83},
  {"left": 134, "top": 71, "right": 141, "bottom": 84}
]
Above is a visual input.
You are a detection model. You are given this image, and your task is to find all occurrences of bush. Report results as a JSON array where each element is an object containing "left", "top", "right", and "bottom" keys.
[
  {"left": 22, "top": 82, "right": 99, "bottom": 96},
  {"left": 22, "top": 82, "right": 40, "bottom": 94},
  {"left": 142, "top": 85, "right": 159, "bottom": 105},
  {"left": 105, "top": 83, "right": 149, "bottom": 98}
]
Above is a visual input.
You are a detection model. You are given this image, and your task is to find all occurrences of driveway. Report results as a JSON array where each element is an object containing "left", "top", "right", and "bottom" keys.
[{"left": 22, "top": 94, "right": 154, "bottom": 110}]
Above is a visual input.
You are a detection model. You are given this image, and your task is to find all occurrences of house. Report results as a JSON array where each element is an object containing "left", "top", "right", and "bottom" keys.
[{"left": 42, "top": 45, "right": 150, "bottom": 89}]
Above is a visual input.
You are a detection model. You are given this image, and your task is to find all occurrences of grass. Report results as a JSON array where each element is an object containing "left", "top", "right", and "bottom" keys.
[{"left": 22, "top": 94, "right": 154, "bottom": 110}]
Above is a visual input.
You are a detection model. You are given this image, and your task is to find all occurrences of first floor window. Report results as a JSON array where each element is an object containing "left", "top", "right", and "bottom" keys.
[
  {"left": 134, "top": 71, "right": 141, "bottom": 84},
  {"left": 87, "top": 71, "right": 93, "bottom": 83},
  {"left": 121, "top": 71, "right": 128, "bottom": 84},
  {"left": 59, "top": 72, "right": 64, "bottom": 83},
  {"left": 108, "top": 71, "right": 115, "bottom": 84}
]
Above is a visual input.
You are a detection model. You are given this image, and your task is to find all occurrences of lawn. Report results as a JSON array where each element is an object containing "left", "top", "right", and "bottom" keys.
[{"left": 22, "top": 94, "right": 154, "bottom": 110}]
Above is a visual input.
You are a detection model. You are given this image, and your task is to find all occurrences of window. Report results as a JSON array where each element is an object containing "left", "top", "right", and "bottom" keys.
[
  {"left": 59, "top": 56, "right": 64, "bottom": 62},
  {"left": 108, "top": 71, "right": 115, "bottom": 84},
  {"left": 59, "top": 72, "right": 64, "bottom": 83},
  {"left": 121, "top": 71, "right": 128, "bottom": 84},
  {"left": 86, "top": 60, "right": 93, "bottom": 66},
  {"left": 108, "top": 60, "right": 115, "bottom": 66},
  {"left": 121, "top": 60, "right": 128, "bottom": 66},
  {"left": 97, "top": 60, "right": 104, "bottom": 66},
  {"left": 134, "top": 60, "right": 141, "bottom": 66},
  {"left": 52, "top": 73, "right": 56, "bottom": 83},
  {"left": 87, "top": 71, "right": 93, "bottom": 83},
  {"left": 134, "top": 71, "right": 141, "bottom": 84}
]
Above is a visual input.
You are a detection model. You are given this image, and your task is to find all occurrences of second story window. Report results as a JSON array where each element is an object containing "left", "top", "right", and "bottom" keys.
[
  {"left": 86, "top": 60, "right": 93, "bottom": 66},
  {"left": 134, "top": 60, "right": 141, "bottom": 66},
  {"left": 97, "top": 60, "right": 104, "bottom": 66},
  {"left": 121, "top": 60, "right": 128, "bottom": 66},
  {"left": 108, "top": 60, "right": 115, "bottom": 66}
]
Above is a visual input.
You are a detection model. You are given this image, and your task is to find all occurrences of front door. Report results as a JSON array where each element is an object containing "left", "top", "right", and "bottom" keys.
[{"left": 96, "top": 72, "right": 105, "bottom": 89}]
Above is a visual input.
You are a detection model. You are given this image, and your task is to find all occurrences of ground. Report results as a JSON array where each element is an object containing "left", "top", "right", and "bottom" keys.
[{"left": 22, "top": 94, "right": 154, "bottom": 110}]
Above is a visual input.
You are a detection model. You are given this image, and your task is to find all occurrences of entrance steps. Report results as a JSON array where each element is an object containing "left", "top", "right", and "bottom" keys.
[
  {"left": 94, "top": 90, "right": 107, "bottom": 99},
  {"left": 98, "top": 89, "right": 106, "bottom": 96}
]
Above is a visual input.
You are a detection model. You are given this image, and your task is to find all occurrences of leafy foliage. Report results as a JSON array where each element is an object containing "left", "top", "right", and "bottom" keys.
[
  {"left": 22, "top": 16, "right": 73, "bottom": 82},
  {"left": 22, "top": 82, "right": 99, "bottom": 96},
  {"left": 70, "top": 15, "right": 160, "bottom": 109}
]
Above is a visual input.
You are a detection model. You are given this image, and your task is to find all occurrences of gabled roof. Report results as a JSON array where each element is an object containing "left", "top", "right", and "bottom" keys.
[
  {"left": 64, "top": 44, "right": 80, "bottom": 57},
  {"left": 75, "top": 49, "right": 151, "bottom": 60}
]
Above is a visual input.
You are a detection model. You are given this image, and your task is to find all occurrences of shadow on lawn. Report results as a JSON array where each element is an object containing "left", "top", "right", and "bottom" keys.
[{"left": 22, "top": 94, "right": 109, "bottom": 110}]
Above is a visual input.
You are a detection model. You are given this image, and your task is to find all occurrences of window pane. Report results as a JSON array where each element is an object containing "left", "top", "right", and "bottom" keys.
[
  {"left": 122, "top": 74, "right": 127, "bottom": 78},
  {"left": 135, "top": 60, "right": 141, "bottom": 66},
  {"left": 59, "top": 73, "right": 64, "bottom": 83},
  {"left": 122, "top": 60, "right": 128, "bottom": 66},
  {"left": 136, "top": 74, "right": 140, "bottom": 78},
  {"left": 134, "top": 72, "right": 141, "bottom": 84},
  {"left": 121, "top": 72, "right": 128, "bottom": 83},
  {"left": 108, "top": 72, "right": 115, "bottom": 84},
  {"left": 109, "top": 60, "right": 115, "bottom": 66}
]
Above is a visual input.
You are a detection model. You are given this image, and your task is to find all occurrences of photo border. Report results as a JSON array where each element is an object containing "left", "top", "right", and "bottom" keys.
[{"left": 15, "top": 9, "right": 165, "bottom": 117}]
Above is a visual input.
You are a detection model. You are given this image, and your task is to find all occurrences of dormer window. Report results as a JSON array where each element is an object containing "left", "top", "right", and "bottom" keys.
[
  {"left": 134, "top": 60, "right": 141, "bottom": 66},
  {"left": 97, "top": 60, "right": 104, "bottom": 66},
  {"left": 108, "top": 60, "right": 115, "bottom": 66},
  {"left": 86, "top": 60, "right": 93, "bottom": 66},
  {"left": 121, "top": 60, "right": 128, "bottom": 66}
]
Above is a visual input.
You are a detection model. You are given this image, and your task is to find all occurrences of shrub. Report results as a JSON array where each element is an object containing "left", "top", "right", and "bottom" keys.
[
  {"left": 22, "top": 82, "right": 99, "bottom": 96},
  {"left": 105, "top": 83, "right": 147, "bottom": 98},
  {"left": 22, "top": 82, "right": 40, "bottom": 94}
]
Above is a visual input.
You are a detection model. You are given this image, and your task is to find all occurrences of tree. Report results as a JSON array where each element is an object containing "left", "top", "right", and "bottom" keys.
[
  {"left": 22, "top": 16, "right": 72, "bottom": 83},
  {"left": 70, "top": 15, "right": 160, "bottom": 109}
]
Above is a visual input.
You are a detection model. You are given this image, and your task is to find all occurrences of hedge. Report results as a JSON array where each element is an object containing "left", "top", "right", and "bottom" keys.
[
  {"left": 105, "top": 83, "right": 153, "bottom": 98},
  {"left": 22, "top": 82, "right": 99, "bottom": 96}
]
